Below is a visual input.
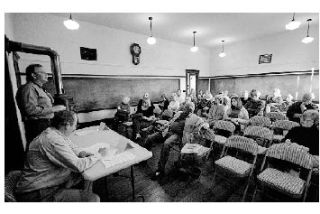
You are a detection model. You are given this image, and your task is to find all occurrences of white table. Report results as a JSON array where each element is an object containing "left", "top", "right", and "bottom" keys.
[{"left": 70, "top": 126, "right": 152, "bottom": 200}]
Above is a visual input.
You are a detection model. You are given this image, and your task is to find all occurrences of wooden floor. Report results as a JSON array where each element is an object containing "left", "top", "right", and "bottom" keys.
[{"left": 92, "top": 142, "right": 319, "bottom": 202}]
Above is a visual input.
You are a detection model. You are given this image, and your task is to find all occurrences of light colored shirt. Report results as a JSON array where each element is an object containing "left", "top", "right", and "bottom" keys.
[
  {"left": 16, "top": 127, "right": 101, "bottom": 193},
  {"left": 16, "top": 82, "right": 54, "bottom": 120},
  {"left": 168, "top": 100, "right": 180, "bottom": 112},
  {"left": 182, "top": 114, "right": 207, "bottom": 145}
]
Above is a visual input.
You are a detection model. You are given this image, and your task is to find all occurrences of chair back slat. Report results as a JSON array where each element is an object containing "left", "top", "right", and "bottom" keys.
[
  {"left": 272, "top": 120, "right": 300, "bottom": 131},
  {"left": 266, "top": 142, "right": 313, "bottom": 169},
  {"left": 214, "top": 120, "right": 236, "bottom": 133},
  {"left": 266, "top": 112, "right": 287, "bottom": 122},
  {"left": 244, "top": 126, "right": 273, "bottom": 141},
  {"left": 225, "top": 135, "right": 259, "bottom": 155},
  {"left": 249, "top": 116, "right": 271, "bottom": 127}
]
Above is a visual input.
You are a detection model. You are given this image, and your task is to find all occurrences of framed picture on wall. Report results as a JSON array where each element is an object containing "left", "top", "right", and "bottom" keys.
[{"left": 259, "top": 54, "right": 272, "bottom": 64}]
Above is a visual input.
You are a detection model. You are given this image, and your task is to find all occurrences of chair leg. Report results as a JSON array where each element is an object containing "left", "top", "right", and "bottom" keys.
[
  {"left": 242, "top": 177, "right": 251, "bottom": 202},
  {"left": 251, "top": 185, "right": 258, "bottom": 202},
  {"left": 206, "top": 141, "right": 213, "bottom": 160}
]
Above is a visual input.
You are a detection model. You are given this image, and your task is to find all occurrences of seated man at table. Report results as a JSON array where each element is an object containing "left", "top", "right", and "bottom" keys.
[{"left": 15, "top": 110, "right": 107, "bottom": 202}]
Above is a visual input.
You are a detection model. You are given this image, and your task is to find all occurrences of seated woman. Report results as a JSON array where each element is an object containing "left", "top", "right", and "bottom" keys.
[
  {"left": 15, "top": 110, "right": 106, "bottom": 202},
  {"left": 137, "top": 92, "right": 152, "bottom": 112},
  {"left": 196, "top": 93, "right": 212, "bottom": 118},
  {"left": 167, "top": 93, "right": 180, "bottom": 113},
  {"left": 207, "top": 95, "right": 227, "bottom": 128},
  {"left": 278, "top": 94, "right": 294, "bottom": 113},
  {"left": 287, "top": 92, "right": 318, "bottom": 123},
  {"left": 224, "top": 96, "right": 249, "bottom": 132},
  {"left": 158, "top": 93, "right": 170, "bottom": 111},
  {"left": 132, "top": 99, "right": 155, "bottom": 140},
  {"left": 244, "top": 89, "right": 265, "bottom": 118},
  {"left": 240, "top": 90, "right": 250, "bottom": 106},
  {"left": 113, "top": 96, "right": 131, "bottom": 130},
  {"left": 266, "top": 88, "right": 284, "bottom": 113}
]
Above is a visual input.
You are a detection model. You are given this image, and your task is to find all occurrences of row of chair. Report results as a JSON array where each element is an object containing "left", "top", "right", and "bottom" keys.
[{"left": 213, "top": 136, "right": 314, "bottom": 202}]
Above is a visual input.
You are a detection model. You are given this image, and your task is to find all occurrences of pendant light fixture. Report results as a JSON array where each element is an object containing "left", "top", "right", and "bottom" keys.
[
  {"left": 63, "top": 13, "right": 79, "bottom": 30},
  {"left": 285, "top": 13, "right": 301, "bottom": 30},
  {"left": 190, "top": 31, "right": 199, "bottom": 52},
  {"left": 302, "top": 19, "right": 314, "bottom": 44},
  {"left": 218, "top": 40, "right": 226, "bottom": 58},
  {"left": 147, "top": 17, "right": 156, "bottom": 45}
]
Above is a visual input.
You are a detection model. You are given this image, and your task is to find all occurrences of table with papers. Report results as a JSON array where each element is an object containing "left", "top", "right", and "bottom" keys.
[{"left": 69, "top": 126, "right": 152, "bottom": 200}]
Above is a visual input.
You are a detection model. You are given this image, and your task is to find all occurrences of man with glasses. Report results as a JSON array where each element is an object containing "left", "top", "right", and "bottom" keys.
[{"left": 16, "top": 64, "right": 66, "bottom": 150}]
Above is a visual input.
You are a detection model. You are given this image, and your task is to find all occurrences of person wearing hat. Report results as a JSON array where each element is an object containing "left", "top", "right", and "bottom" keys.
[{"left": 287, "top": 92, "right": 318, "bottom": 123}]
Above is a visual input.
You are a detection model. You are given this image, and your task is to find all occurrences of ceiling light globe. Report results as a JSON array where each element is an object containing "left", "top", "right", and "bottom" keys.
[
  {"left": 190, "top": 46, "right": 199, "bottom": 52},
  {"left": 147, "top": 36, "right": 156, "bottom": 45},
  {"left": 302, "top": 36, "right": 314, "bottom": 44},
  {"left": 219, "top": 52, "right": 226, "bottom": 58},
  {"left": 64, "top": 19, "right": 79, "bottom": 30},
  {"left": 285, "top": 20, "right": 301, "bottom": 30}
]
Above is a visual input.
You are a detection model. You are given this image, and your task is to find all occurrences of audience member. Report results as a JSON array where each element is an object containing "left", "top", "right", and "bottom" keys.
[
  {"left": 132, "top": 99, "right": 155, "bottom": 139},
  {"left": 240, "top": 90, "right": 250, "bottom": 106},
  {"left": 168, "top": 93, "right": 180, "bottom": 113},
  {"left": 158, "top": 93, "right": 170, "bottom": 111},
  {"left": 287, "top": 92, "right": 318, "bottom": 123},
  {"left": 244, "top": 89, "right": 265, "bottom": 118},
  {"left": 113, "top": 96, "right": 131, "bottom": 130},
  {"left": 207, "top": 95, "right": 226, "bottom": 127}
]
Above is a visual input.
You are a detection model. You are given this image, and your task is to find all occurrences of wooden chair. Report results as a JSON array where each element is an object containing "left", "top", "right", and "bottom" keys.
[
  {"left": 270, "top": 120, "right": 300, "bottom": 143},
  {"left": 5, "top": 170, "right": 22, "bottom": 202},
  {"left": 213, "top": 136, "right": 259, "bottom": 201},
  {"left": 207, "top": 120, "right": 236, "bottom": 159},
  {"left": 252, "top": 142, "right": 313, "bottom": 202},
  {"left": 249, "top": 116, "right": 271, "bottom": 128}
]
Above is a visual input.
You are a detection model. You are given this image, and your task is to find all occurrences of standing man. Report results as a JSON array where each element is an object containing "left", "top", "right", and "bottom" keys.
[{"left": 16, "top": 64, "right": 66, "bottom": 149}]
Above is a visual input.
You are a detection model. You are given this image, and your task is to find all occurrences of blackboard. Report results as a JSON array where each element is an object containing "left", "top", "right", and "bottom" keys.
[
  {"left": 45, "top": 77, "right": 179, "bottom": 112},
  {"left": 210, "top": 73, "right": 319, "bottom": 101}
]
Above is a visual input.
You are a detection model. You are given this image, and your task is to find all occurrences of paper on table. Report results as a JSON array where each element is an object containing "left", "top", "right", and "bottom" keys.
[
  {"left": 83, "top": 143, "right": 118, "bottom": 158},
  {"left": 181, "top": 143, "right": 210, "bottom": 157},
  {"left": 101, "top": 151, "right": 136, "bottom": 168},
  {"left": 75, "top": 129, "right": 99, "bottom": 136}
]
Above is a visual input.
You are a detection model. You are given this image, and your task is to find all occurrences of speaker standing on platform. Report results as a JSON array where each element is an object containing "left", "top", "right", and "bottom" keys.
[{"left": 16, "top": 64, "right": 66, "bottom": 150}]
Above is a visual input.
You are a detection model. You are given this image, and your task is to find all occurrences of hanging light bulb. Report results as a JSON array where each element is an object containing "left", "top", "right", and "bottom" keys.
[
  {"left": 147, "top": 17, "right": 156, "bottom": 45},
  {"left": 64, "top": 13, "right": 79, "bottom": 30},
  {"left": 285, "top": 13, "right": 301, "bottom": 30},
  {"left": 302, "top": 19, "right": 314, "bottom": 44},
  {"left": 219, "top": 40, "right": 226, "bottom": 58},
  {"left": 190, "top": 31, "right": 199, "bottom": 52}
]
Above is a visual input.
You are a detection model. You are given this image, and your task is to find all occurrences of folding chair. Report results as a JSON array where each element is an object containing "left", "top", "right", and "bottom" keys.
[
  {"left": 243, "top": 126, "right": 273, "bottom": 150},
  {"left": 213, "top": 136, "right": 259, "bottom": 201},
  {"left": 249, "top": 116, "right": 271, "bottom": 128},
  {"left": 271, "top": 120, "right": 300, "bottom": 142},
  {"left": 5, "top": 170, "right": 22, "bottom": 202},
  {"left": 207, "top": 120, "right": 236, "bottom": 159},
  {"left": 265, "top": 112, "right": 287, "bottom": 123},
  {"left": 252, "top": 142, "right": 313, "bottom": 202}
]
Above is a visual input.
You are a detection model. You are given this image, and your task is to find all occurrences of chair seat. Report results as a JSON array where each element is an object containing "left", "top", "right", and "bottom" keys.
[
  {"left": 257, "top": 168, "right": 305, "bottom": 198},
  {"left": 215, "top": 156, "right": 252, "bottom": 177},
  {"left": 214, "top": 135, "right": 227, "bottom": 144}
]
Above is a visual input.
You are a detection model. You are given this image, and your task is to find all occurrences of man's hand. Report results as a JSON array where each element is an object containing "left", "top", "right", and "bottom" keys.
[
  {"left": 98, "top": 147, "right": 108, "bottom": 157},
  {"left": 78, "top": 151, "right": 94, "bottom": 158},
  {"left": 52, "top": 105, "right": 66, "bottom": 112}
]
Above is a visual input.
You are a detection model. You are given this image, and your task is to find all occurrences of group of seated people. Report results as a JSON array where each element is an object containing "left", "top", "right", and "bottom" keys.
[{"left": 112, "top": 88, "right": 319, "bottom": 180}]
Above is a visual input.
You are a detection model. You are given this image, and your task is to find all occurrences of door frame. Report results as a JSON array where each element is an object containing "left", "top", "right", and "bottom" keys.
[{"left": 186, "top": 69, "right": 200, "bottom": 96}]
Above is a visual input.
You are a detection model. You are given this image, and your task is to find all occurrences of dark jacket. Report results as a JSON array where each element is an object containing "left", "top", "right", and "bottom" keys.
[{"left": 286, "top": 101, "right": 318, "bottom": 123}]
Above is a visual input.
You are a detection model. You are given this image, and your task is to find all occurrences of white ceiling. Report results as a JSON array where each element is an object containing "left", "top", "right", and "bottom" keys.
[{"left": 54, "top": 13, "right": 319, "bottom": 48}]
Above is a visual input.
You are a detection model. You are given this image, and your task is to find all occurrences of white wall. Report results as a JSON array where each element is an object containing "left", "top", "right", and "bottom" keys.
[
  {"left": 210, "top": 24, "right": 319, "bottom": 76},
  {"left": 7, "top": 13, "right": 211, "bottom": 79}
]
